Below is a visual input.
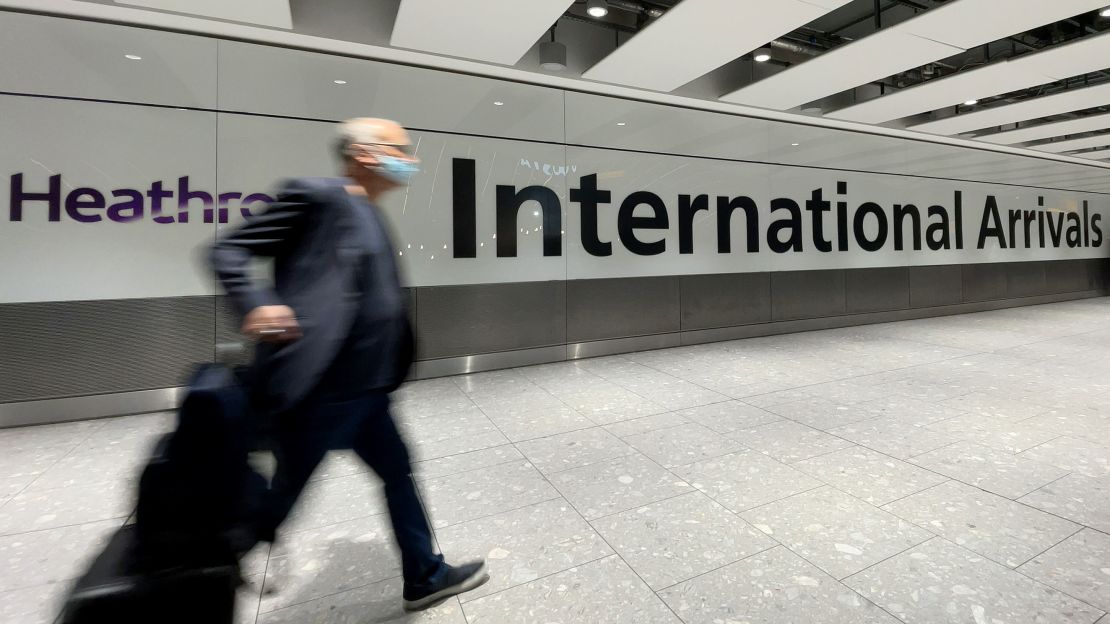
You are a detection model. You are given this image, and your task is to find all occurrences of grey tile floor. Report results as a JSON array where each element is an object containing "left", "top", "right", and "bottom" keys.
[{"left": 5, "top": 298, "right": 1110, "bottom": 623}]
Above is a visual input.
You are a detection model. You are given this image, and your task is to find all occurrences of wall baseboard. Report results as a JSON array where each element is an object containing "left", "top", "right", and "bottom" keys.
[
  {"left": 2, "top": 291, "right": 1104, "bottom": 428},
  {"left": 0, "top": 387, "right": 183, "bottom": 428}
]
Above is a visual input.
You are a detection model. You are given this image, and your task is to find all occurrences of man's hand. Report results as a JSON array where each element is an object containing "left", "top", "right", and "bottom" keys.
[{"left": 242, "top": 305, "right": 302, "bottom": 342}]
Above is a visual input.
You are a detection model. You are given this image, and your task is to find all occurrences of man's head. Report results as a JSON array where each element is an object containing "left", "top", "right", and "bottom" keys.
[{"left": 336, "top": 118, "right": 420, "bottom": 191}]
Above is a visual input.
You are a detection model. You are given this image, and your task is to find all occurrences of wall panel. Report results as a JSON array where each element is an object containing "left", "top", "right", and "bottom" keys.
[{"left": 0, "top": 12, "right": 1107, "bottom": 421}]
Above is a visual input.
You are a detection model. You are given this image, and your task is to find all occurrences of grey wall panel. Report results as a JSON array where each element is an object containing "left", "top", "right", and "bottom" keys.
[
  {"left": 567, "top": 277, "right": 680, "bottom": 343},
  {"left": 680, "top": 273, "right": 772, "bottom": 331},
  {"left": 770, "top": 270, "right": 846, "bottom": 321},
  {"left": 962, "top": 263, "right": 1008, "bottom": 302},
  {"left": 846, "top": 267, "right": 910, "bottom": 314},
  {"left": 909, "top": 265, "right": 963, "bottom": 308},
  {"left": 0, "top": 297, "right": 214, "bottom": 403},
  {"left": 416, "top": 282, "right": 566, "bottom": 359},
  {"left": 1005, "top": 262, "right": 1048, "bottom": 298},
  {"left": 1045, "top": 260, "right": 1091, "bottom": 294},
  {"left": 1085, "top": 259, "right": 1109, "bottom": 291}
]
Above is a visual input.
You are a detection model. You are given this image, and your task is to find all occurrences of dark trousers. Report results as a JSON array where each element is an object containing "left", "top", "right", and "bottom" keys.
[{"left": 258, "top": 392, "right": 444, "bottom": 584}]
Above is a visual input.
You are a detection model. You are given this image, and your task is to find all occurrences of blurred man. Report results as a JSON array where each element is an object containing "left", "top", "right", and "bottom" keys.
[{"left": 211, "top": 118, "right": 487, "bottom": 611}]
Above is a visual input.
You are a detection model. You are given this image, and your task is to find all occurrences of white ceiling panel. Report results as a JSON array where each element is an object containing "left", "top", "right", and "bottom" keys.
[
  {"left": 908, "top": 81, "right": 1110, "bottom": 135},
  {"left": 721, "top": 29, "right": 961, "bottom": 109},
  {"left": 583, "top": 0, "right": 852, "bottom": 92},
  {"left": 114, "top": 0, "right": 292, "bottom": 29},
  {"left": 722, "top": 0, "right": 1106, "bottom": 112},
  {"left": 1035, "top": 133, "right": 1110, "bottom": 153},
  {"left": 898, "top": 0, "right": 1108, "bottom": 49},
  {"left": 390, "top": 0, "right": 572, "bottom": 65},
  {"left": 830, "top": 31, "right": 1110, "bottom": 124},
  {"left": 977, "top": 110, "right": 1110, "bottom": 144}
]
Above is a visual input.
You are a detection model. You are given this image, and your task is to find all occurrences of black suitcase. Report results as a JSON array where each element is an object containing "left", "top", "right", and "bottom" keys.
[
  {"left": 58, "top": 523, "right": 238, "bottom": 624},
  {"left": 59, "top": 364, "right": 265, "bottom": 624}
]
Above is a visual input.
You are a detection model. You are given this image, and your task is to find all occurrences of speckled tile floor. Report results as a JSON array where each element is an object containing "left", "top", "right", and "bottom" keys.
[{"left": 5, "top": 298, "right": 1110, "bottom": 623}]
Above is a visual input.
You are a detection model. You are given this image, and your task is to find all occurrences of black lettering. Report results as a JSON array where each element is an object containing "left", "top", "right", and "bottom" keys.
[
  {"left": 954, "top": 191, "right": 964, "bottom": 249},
  {"left": 925, "top": 206, "right": 951, "bottom": 251},
  {"left": 452, "top": 158, "right": 477, "bottom": 258},
  {"left": 977, "top": 196, "right": 1006, "bottom": 249},
  {"left": 618, "top": 191, "right": 668, "bottom": 255},
  {"left": 1092, "top": 213, "right": 1103, "bottom": 246},
  {"left": 1066, "top": 212, "right": 1082, "bottom": 248},
  {"left": 1084, "top": 201, "right": 1091, "bottom": 246},
  {"left": 716, "top": 196, "right": 759, "bottom": 253},
  {"left": 768, "top": 198, "right": 803, "bottom": 253},
  {"left": 1022, "top": 210, "right": 1036, "bottom": 249},
  {"left": 570, "top": 174, "right": 612, "bottom": 257},
  {"left": 1008, "top": 208, "right": 1021, "bottom": 248},
  {"left": 1047, "top": 211, "right": 1065, "bottom": 247},
  {"left": 678, "top": 194, "right": 708, "bottom": 254},
  {"left": 495, "top": 185, "right": 562, "bottom": 257},
  {"left": 836, "top": 181, "right": 849, "bottom": 251},
  {"left": 894, "top": 204, "right": 921, "bottom": 251},
  {"left": 853, "top": 202, "right": 888, "bottom": 252},
  {"left": 805, "top": 188, "right": 832, "bottom": 252}
]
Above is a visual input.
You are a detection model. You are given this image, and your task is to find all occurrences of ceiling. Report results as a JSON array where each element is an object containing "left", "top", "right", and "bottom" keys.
[{"left": 39, "top": 0, "right": 1110, "bottom": 165}]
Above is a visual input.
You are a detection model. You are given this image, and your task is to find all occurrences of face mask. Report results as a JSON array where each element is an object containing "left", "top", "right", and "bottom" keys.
[{"left": 372, "top": 155, "right": 420, "bottom": 185}]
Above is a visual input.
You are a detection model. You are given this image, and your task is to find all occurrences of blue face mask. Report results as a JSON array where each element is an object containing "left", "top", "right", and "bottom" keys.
[{"left": 374, "top": 155, "right": 420, "bottom": 185}]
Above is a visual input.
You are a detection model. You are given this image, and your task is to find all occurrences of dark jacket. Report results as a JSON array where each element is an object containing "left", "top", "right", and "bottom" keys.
[{"left": 210, "top": 177, "right": 413, "bottom": 412}]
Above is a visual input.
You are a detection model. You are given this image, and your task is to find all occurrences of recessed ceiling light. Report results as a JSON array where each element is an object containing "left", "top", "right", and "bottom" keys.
[
  {"left": 964, "top": 99, "right": 979, "bottom": 106},
  {"left": 494, "top": 101, "right": 504, "bottom": 106},
  {"left": 617, "top": 122, "right": 627, "bottom": 126},
  {"left": 586, "top": 0, "right": 608, "bottom": 18},
  {"left": 753, "top": 48, "right": 772, "bottom": 63},
  {"left": 333, "top": 79, "right": 347, "bottom": 85},
  {"left": 791, "top": 143, "right": 800, "bottom": 146},
  {"left": 124, "top": 54, "right": 142, "bottom": 60},
  {"left": 1101, "top": 7, "right": 1110, "bottom": 17}
]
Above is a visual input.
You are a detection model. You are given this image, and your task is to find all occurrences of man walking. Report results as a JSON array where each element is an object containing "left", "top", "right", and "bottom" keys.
[{"left": 211, "top": 118, "right": 488, "bottom": 611}]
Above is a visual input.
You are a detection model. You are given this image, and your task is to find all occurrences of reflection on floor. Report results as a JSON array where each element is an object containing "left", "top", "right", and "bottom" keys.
[{"left": 4, "top": 298, "right": 1110, "bottom": 623}]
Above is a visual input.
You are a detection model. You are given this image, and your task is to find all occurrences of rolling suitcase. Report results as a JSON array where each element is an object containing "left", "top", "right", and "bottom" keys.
[
  {"left": 58, "top": 523, "right": 238, "bottom": 624},
  {"left": 58, "top": 364, "right": 264, "bottom": 624}
]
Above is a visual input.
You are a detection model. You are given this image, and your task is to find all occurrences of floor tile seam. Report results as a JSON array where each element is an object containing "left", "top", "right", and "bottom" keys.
[
  {"left": 840, "top": 535, "right": 941, "bottom": 584},
  {"left": 735, "top": 518, "right": 910, "bottom": 622},
  {"left": 256, "top": 571, "right": 406, "bottom": 617},
  {"left": 277, "top": 510, "right": 393, "bottom": 540},
  {"left": 872, "top": 499, "right": 1079, "bottom": 572},
  {"left": 0, "top": 513, "right": 131, "bottom": 540},
  {"left": 649, "top": 542, "right": 781, "bottom": 594},
  {"left": 844, "top": 531, "right": 1110, "bottom": 616},
  {"left": 502, "top": 428, "right": 689, "bottom": 623},
  {"left": 426, "top": 492, "right": 568, "bottom": 533},
  {"left": 939, "top": 477, "right": 1106, "bottom": 532},
  {"left": 455, "top": 551, "right": 618, "bottom": 607},
  {"left": 328, "top": 442, "right": 527, "bottom": 484},
  {"left": 494, "top": 421, "right": 606, "bottom": 445},
  {"left": 1007, "top": 555, "right": 1110, "bottom": 616},
  {"left": 876, "top": 479, "right": 956, "bottom": 511},
  {"left": 5, "top": 437, "right": 94, "bottom": 504},
  {"left": 1011, "top": 470, "right": 1075, "bottom": 502},
  {"left": 250, "top": 542, "right": 272, "bottom": 624},
  {"left": 809, "top": 424, "right": 976, "bottom": 486},
  {"left": 530, "top": 447, "right": 641, "bottom": 479},
  {"left": 720, "top": 483, "right": 828, "bottom": 517},
  {"left": 1013, "top": 524, "right": 1087, "bottom": 570},
  {"left": 731, "top": 349, "right": 989, "bottom": 404}
]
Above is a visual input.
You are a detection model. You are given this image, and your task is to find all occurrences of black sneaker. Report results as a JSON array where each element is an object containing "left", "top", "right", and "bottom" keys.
[{"left": 402, "top": 560, "right": 490, "bottom": 612}]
